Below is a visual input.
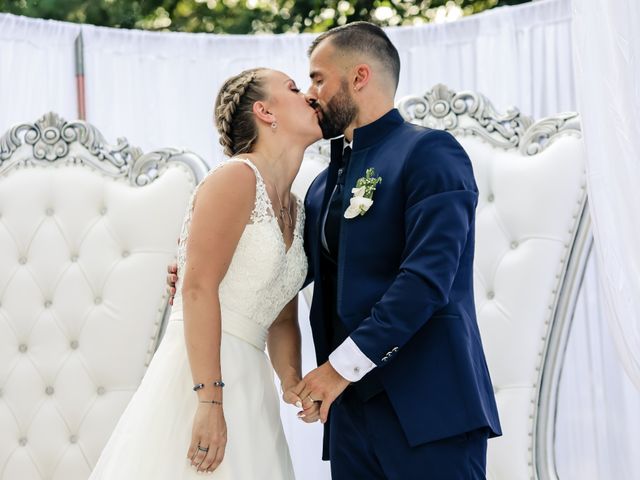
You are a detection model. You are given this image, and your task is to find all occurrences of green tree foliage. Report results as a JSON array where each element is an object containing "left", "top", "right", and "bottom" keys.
[{"left": 0, "top": 0, "right": 530, "bottom": 34}]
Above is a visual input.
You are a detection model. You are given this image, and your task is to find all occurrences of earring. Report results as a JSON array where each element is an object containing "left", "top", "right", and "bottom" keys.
[{"left": 271, "top": 121, "right": 277, "bottom": 130}]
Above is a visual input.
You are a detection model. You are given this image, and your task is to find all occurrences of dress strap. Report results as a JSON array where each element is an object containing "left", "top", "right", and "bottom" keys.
[{"left": 226, "top": 157, "right": 274, "bottom": 224}]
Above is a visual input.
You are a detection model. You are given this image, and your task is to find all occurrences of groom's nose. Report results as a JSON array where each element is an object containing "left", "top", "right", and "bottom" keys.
[
  {"left": 304, "top": 89, "right": 317, "bottom": 103},
  {"left": 305, "top": 94, "right": 319, "bottom": 110}
]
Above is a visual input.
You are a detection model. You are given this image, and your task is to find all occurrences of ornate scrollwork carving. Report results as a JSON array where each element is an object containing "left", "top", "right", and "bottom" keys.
[
  {"left": 398, "top": 84, "right": 581, "bottom": 155},
  {"left": 0, "top": 112, "right": 208, "bottom": 184}
]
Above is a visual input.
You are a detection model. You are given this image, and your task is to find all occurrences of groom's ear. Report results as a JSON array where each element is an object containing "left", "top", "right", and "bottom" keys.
[
  {"left": 252, "top": 101, "right": 275, "bottom": 126},
  {"left": 352, "top": 64, "right": 372, "bottom": 92}
]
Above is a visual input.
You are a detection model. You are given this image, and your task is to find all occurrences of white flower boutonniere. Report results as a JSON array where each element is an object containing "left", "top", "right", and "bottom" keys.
[{"left": 344, "top": 168, "right": 382, "bottom": 219}]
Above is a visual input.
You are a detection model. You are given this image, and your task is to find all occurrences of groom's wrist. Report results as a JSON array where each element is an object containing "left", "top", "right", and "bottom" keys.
[{"left": 329, "top": 337, "right": 376, "bottom": 383}]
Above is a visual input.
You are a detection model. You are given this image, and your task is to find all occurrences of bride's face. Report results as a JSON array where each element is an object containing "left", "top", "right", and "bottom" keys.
[{"left": 262, "top": 70, "right": 322, "bottom": 146}]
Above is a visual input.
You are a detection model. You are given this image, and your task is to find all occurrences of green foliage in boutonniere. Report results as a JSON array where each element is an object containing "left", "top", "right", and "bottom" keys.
[{"left": 344, "top": 168, "right": 383, "bottom": 219}]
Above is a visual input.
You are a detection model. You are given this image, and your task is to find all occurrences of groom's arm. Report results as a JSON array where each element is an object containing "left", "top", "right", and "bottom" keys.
[{"left": 330, "top": 129, "right": 478, "bottom": 380}]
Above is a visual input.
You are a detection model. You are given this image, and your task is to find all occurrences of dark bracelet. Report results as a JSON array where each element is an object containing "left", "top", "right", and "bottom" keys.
[{"left": 199, "top": 399, "right": 222, "bottom": 405}]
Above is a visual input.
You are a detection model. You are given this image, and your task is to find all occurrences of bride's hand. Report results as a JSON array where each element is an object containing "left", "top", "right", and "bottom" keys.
[
  {"left": 187, "top": 404, "right": 227, "bottom": 473},
  {"left": 282, "top": 378, "right": 320, "bottom": 423}
]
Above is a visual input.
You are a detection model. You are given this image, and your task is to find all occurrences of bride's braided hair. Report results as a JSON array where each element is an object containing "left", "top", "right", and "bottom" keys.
[{"left": 214, "top": 68, "right": 266, "bottom": 157}]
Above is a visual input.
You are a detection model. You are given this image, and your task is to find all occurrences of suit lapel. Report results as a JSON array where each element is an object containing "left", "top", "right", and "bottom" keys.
[{"left": 336, "top": 146, "right": 367, "bottom": 317}]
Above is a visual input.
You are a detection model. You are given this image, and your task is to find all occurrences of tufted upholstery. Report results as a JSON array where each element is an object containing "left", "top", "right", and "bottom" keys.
[
  {"left": 297, "top": 85, "right": 588, "bottom": 480},
  {"left": 0, "top": 113, "right": 208, "bottom": 480}
]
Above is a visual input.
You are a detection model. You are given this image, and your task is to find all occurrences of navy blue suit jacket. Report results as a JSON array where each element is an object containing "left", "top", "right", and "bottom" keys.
[{"left": 303, "top": 109, "right": 501, "bottom": 451}]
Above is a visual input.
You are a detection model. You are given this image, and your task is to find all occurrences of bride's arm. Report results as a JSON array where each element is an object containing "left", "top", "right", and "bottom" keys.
[
  {"left": 268, "top": 296, "right": 302, "bottom": 392},
  {"left": 268, "top": 296, "right": 320, "bottom": 422},
  {"left": 182, "top": 163, "right": 255, "bottom": 472}
]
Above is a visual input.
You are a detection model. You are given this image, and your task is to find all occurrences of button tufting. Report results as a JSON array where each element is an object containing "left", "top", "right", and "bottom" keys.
[
  {"left": 70, "top": 340, "right": 79, "bottom": 349},
  {"left": 94, "top": 297, "right": 102, "bottom": 305},
  {"left": 45, "top": 386, "right": 54, "bottom": 395},
  {"left": 122, "top": 250, "right": 130, "bottom": 258},
  {"left": 100, "top": 207, "right": 107, "bottom": 215},
  {"left": 487, "top": 194, "right": 495, "bottom": 202},
  {"left": 97, "top": 386, "right": 106, "bottom": 395},
  {"left": 70, "top": 254, "right": 78, "bottom": 262},
  {"left": 18, "top": 257, "right": 27, "bottom": 265},
  {"left": 18, "top": 437, "right": 27, "bottom": 447},
  {"left": 45, "top": 208, "right": 54, "bottom": 216},
  {"left": 18, "top": 344, "right": 27, "bottom": 353},
  {"left": 69, "top": 435, "right": 78, "bottom": 444},
  {"left": 511, "top": 241, "right": 519, "bottom": 249},
  {"left": 487, "top": 291, "right": 495, "bottom": 300},
  {"left": 44, "top": 300, "right": 52, "bottom": 308}
]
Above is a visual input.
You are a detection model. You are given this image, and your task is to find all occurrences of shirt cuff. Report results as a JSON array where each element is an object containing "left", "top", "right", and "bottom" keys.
[{"left": 328, "top": 337, "right": 376, "bottom": 382}]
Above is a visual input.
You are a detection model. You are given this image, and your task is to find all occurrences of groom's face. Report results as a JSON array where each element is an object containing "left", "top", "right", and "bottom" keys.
[{"left": 307, "top": 40, "right": 358, "bottom": 139}]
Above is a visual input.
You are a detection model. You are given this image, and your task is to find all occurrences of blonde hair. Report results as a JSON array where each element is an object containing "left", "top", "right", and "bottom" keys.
[{"left": 214, "top": 68, "right": 267, "bottom": 157}]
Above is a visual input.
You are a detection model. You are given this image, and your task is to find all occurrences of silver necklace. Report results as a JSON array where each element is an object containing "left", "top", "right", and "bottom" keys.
[{"left": 273, "top": 183, "right": 294, "bottom": 228}]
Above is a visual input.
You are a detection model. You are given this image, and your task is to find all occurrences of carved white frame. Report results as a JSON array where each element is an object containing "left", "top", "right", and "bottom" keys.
[{"left": 0, "top": 112, "right": 209, "bottom": 362}]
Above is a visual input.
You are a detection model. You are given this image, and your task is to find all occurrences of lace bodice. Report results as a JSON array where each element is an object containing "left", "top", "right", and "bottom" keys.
[{"left": 171, "top": 158, "right": 308, "bottom": 350}]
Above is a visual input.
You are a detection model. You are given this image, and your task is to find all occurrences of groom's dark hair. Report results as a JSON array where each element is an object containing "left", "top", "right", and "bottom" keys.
[{"left": 308, "top": 22, "right": 401, "bottom": 92}]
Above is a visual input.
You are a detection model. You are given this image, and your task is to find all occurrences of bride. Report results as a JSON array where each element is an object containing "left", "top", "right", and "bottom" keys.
[{"left": 89, "top": 68, "right": 322, "bottom": 478}]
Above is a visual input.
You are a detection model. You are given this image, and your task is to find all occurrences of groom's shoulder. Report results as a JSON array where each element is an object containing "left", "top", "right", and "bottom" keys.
[
  {"left": 304, "top": 166, "right": 329, "bottom": 206},
  {"left": 396, "top": 125, "right": 475, "bottom": 188}
]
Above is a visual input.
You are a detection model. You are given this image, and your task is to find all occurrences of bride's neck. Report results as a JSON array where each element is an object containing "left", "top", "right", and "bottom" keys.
[{"left": 245, "top": 142, "right": 304, "bottom": 198}]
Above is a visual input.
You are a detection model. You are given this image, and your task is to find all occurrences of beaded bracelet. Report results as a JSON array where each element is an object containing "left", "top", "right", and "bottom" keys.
[
  {"left": 199, "top": 399, "right": 222, "bottom": 405},
  {"left": 193, "top": 381, "right": 225, "bottom": 392}
]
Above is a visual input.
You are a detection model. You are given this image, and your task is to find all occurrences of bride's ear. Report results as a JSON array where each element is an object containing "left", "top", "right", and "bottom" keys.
[{"left": 253, "top": 101, "right": 275, "bottom": 127}]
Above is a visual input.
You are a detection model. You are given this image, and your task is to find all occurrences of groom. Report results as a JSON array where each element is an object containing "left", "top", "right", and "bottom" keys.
[{"left": 293, "top": 22, "right": 501, "bottom": 479}]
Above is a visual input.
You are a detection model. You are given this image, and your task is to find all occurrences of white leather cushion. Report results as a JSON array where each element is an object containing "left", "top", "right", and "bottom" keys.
[{"left": 0, "top": 162, "right": 196, "bottom": 480}]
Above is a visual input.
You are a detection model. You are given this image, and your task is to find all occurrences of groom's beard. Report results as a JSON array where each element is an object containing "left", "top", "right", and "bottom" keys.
[{"left": 317, "top": 81, "right": 357, "bottom": 140}]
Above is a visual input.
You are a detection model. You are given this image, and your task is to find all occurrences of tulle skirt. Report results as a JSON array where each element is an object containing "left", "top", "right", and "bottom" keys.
[{"left": 88, "top": 319, "right": 295, "bottom": 479}]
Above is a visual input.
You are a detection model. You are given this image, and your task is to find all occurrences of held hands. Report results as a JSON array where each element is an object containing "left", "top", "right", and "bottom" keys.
[
  {"left": 282, "top": 376, "right": 321, "bottom": 423},
  {"left": 167, "top": 263, "right": 178, "bottom": 305},
  {"left": 187, "top": 403, "right": 227, "bottom": 473},
  {"left": 294, "top": 362, "right": 351, "bottom": 424}
]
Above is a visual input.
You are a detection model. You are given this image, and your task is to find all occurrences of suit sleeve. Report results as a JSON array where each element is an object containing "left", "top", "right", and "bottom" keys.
[{"left": 348, "top": 129, "right": 478, "bottom": 368}]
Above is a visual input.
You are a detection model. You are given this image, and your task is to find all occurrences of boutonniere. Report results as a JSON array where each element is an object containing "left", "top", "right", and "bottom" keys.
[{"left": 344, "top": 168, "right": 382, "bottom": 219}]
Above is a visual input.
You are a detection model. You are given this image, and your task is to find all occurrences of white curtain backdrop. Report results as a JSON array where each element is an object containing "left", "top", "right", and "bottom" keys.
[
  {"left": 1, "top": 0, "right": 574, "bottom": 164},
  {"left": 1, "top": 0, "right": 638, "bottom": 478},
  {"left": 0, "top": 14, "right": 79, "bottom": 132},
  {"left": 571, "top": 0, "right": 640, "bottom": 390},
  {"left": 556, "top": 251, "right": 640, "bottom": 479}
]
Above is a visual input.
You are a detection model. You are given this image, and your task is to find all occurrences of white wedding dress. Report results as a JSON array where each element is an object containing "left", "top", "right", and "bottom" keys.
[{"left": 89, "top": 158, "right": 307, "bottom": 479}]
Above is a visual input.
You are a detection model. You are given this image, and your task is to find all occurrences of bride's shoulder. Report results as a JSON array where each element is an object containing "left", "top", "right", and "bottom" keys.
[{"left": 194, "top": 159, "right": 256, "bottom": 211}]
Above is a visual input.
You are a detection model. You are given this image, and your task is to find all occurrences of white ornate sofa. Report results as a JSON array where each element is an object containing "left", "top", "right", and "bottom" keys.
[
  {"left": 0, "top": 113, "right": 208, "bottom": 480},
  {"left": 295, "top": 85, "right": 590, "bottom": 480}
]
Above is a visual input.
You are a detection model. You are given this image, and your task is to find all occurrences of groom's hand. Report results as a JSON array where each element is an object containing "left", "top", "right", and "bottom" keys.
[
  {"left": 298, "top": 362, "right": 350, "bottom": 424},
  {"left": 282, "top": 379, "right": 321, "bottom": 423}
]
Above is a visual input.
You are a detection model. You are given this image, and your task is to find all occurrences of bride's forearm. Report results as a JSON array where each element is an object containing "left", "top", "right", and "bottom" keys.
[
  {"left": 183, "top": 286, "right": 223, "bottom": 401},
  {"left": 268, "top": 297, "right": 302, "bottom": 390}
]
